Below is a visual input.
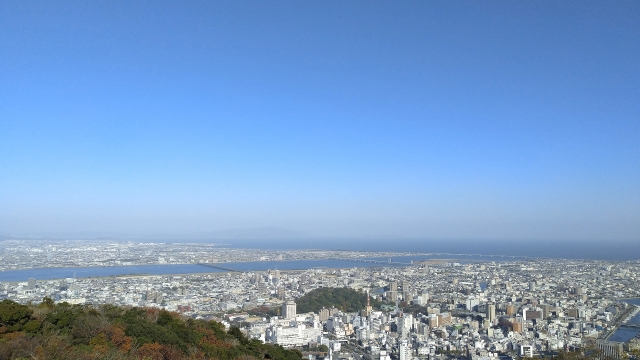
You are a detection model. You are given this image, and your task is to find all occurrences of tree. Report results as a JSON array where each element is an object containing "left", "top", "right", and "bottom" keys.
[
  {"left": 0, "top": 299, "right": 304, "bottom": 360},
  {"left": 296, "top": 288, "right": 381, "bottom": 313},
  {"left": 0, "top": 299, "right": 34, "bottom": 331}
]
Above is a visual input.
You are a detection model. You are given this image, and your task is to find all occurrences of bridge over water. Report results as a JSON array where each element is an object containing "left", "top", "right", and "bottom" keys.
[
  {"left": 197, "top": 263, "right": 243, "bottom": 272},
  {"left": 619, "top": 324, "right": 640, "bottom": 330}
]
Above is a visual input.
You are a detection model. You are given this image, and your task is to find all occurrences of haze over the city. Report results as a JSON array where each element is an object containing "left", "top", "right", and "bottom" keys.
[{"left": 1, "top": 1, "right": 639, "bottom": 242}]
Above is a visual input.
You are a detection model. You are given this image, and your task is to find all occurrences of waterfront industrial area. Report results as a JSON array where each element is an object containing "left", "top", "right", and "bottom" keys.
[{"left": 1, "top": 240, "right": 640, "bottom": 360}]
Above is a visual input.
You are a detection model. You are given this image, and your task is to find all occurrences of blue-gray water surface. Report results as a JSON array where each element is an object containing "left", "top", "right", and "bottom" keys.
[
  {"left": 608, "top": 299, "right": 640, "bottom": 342},
  {"left": 0, "top": 258, "right": 414, "bottom": 282}
]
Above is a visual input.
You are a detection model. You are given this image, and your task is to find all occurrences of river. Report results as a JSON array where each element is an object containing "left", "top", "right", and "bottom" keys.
[
  {"left": 0, "top": 254, "right": 505, "bottom": 282},
  {"left": 0, "top": 257, "right": 415, "bottom": 282},
  {"left": 608, "top": 299, "right": 640, "bottom": 342}
]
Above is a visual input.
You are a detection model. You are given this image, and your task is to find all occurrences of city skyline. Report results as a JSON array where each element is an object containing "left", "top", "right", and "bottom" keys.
[
  {"left": 2, "top": 238, "right": 640, "bottom": 358},
  {"left": 1, "top": 2, "right": 639, "bottom": 241}
]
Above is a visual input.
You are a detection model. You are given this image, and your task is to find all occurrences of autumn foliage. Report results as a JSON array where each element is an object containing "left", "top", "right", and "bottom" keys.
[{"left": 0, "top": 299, "right": 302, "bottom": 360}]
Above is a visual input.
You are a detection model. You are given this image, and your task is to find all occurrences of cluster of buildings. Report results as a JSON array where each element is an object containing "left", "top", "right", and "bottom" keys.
[
  {"left": 238, "top": 260, "right": 640, "bottom": 360},
  {"left": 1, "top": 242, "right": 640, "bottom": 360}
]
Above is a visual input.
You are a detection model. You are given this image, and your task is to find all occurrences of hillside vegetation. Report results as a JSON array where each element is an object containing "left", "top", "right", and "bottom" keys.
[
  {"left": 296, "top": 288, "right": 380, "bottom": 313},
  {"left": 0, "top": 298, "right": 302, "bottom": 360}
]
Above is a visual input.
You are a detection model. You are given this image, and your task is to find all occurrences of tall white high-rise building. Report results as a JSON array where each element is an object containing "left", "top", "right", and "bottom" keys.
[
  {"left": 399, "top": 339, "right": 411, "bottom": 360},
  {"left": 398, "top": 314, "right": 413, "bottom": 338},
  {"left": 486, "top": 302, "right": 496, "bottom": 322},
  {"left": 282, "top": 300, "right": 297, "bottom": 319}
]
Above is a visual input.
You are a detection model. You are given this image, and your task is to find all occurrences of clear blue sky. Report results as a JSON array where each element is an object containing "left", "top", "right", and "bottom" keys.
[{"left": 1, "top": 1, "right": 639, "bottom": 240}]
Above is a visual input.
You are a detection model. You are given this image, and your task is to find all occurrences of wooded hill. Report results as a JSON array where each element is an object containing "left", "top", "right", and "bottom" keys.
[
  {"left": 295, "top": 288, "right": 381, "bottom": 313},
  {"left": 0, "top": 298, "right": 302, "bottom": 360}
]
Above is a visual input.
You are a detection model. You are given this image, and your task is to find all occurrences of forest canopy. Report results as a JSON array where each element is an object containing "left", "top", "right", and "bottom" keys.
[
  {"left": 0, "top": 298, "right": 302, "bottom": 360},
  {"left": 295, "top": 288, "right": 381, "bottom": 313}
]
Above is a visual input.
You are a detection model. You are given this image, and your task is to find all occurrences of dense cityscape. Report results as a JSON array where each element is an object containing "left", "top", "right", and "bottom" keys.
[
  {"left": 3, "top": 1, "right": 638, "bottom": 359},
  {"left": 1, "top": 241, "right": 639, "bottom": 360}
]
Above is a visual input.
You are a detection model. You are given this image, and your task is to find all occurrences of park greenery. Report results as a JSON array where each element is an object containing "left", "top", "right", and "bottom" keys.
[
  {"left": 397, "top": 303, "right": 429, "bottom": 315},
  {"left": 295, "top": 287, "right": 381, "bottom": 314},
  {"left": 0, "top": 298, "right": 302, "bottom": 360}
]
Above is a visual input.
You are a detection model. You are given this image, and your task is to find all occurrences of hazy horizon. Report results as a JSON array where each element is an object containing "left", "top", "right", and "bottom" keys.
[
  {"left": 1, "top": 2, "right": 639, "bottom": 242},
  {"left": 4, "top": 232, "right": 640, "bottom": 261},
  {"left": 3, "top": 227, "right": 640, "bottom": 244}
]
